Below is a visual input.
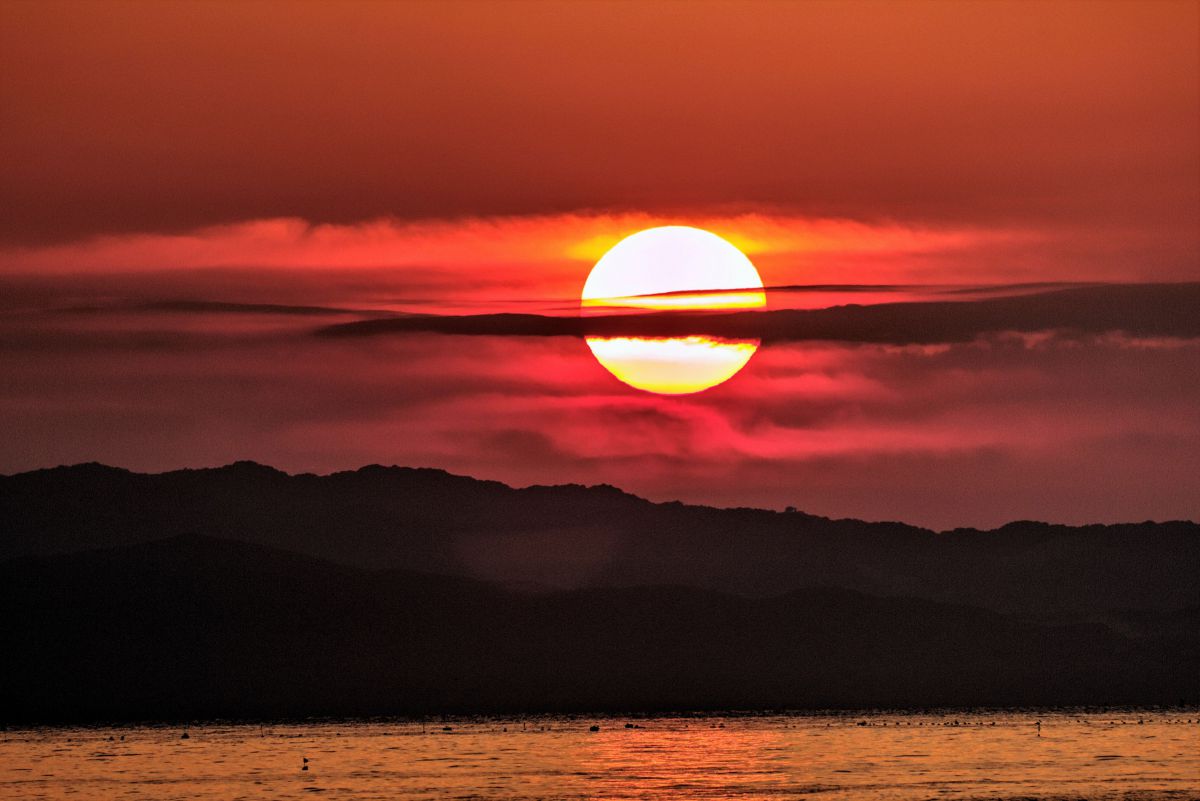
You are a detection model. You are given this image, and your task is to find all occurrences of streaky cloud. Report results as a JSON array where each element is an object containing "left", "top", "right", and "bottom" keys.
[
  {"left": 67, "top": 299, "right": 379, "bottom": 317},
  {"left": 316, "top": 283, "right": 1200, "bottom": 345}
]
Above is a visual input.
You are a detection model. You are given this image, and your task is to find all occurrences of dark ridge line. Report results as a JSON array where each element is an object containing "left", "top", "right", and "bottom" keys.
[{"left": 3, "top": 460, "right": 1196, "bottom": 533}]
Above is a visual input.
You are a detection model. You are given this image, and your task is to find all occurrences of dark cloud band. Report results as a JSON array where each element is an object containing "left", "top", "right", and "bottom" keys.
[{"left": 316, "top": 284, "right": 1200, "bottom": 345}]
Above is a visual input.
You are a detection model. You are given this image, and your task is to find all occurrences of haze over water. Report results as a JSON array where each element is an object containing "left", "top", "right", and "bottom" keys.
[{"left": 3, "top": 712, "right": 1196, "bottom": 801}]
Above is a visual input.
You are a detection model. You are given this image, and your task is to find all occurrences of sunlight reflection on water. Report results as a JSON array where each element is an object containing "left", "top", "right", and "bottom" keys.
[{"left": 1, "top": 711, "right": 1197, "bottom": 800}]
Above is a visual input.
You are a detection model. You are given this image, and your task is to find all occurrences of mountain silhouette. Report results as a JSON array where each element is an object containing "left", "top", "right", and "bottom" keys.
[
  {"left": 2, "top": 534, "right": 1195, "bottom": 723},
  {"left": 2, "top": 462, "right": 1196, "bottom": 622}
]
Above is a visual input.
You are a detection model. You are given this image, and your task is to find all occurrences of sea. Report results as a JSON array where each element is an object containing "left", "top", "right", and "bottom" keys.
[{"left": 1, "top": 710, "right": 1196, "bottom": 800}]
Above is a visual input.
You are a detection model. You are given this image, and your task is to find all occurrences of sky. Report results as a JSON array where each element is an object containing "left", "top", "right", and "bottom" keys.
[{"left": 1, "top": 0, "right": 1198, "bottom": 527}]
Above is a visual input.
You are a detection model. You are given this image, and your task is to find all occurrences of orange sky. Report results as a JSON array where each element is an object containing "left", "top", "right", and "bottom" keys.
[{"left": 2, "top": 0, "right": 1197, "bottom": 280}]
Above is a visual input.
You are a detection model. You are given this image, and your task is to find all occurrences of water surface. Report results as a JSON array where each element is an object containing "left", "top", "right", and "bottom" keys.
[{"left": 2, "top": 711, "right": 1197, "bottom": 800}]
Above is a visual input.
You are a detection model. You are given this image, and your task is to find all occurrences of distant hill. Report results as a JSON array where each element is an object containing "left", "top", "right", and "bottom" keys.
[
  {"left": 2, "top": 535, "right": 1195, "bottom": 723},
  {"left": 2, "top": 462, "right": 1197, "bottom": 621}
]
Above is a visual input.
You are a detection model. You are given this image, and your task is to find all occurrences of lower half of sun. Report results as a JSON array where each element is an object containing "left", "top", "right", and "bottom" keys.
[{"left": 580, "top": 226, "right": 765, "bottom": 395}]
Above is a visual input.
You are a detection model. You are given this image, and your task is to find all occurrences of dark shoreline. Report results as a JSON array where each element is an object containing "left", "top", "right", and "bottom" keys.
[{"left": 6, "top": 706, "right": 1200, "bottom": 732}]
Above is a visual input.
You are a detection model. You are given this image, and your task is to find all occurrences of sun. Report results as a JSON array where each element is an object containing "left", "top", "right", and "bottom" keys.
[
  {"left": 580, "top": 226, "right": 765, "bottom": 394},
  {"left": 581, "top": 226, "right": 766, "bottom": 312}
]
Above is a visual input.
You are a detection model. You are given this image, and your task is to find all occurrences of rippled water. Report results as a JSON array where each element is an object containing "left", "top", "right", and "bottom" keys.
[{"left": 1, "top": 712, "right": 1196, "bottom": 800}]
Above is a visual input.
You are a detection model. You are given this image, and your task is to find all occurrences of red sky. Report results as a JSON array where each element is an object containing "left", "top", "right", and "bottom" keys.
[{"left": 0, "top": 0, "right": 1197, "bottom": 526}]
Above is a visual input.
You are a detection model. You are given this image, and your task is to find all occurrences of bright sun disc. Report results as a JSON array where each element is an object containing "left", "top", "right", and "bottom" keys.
[
  {"left": 581, "top": 226, "right": 765, "bottom": 394},
  {"left": 581, "top": 226, "right": 765, "bottom": 310}
]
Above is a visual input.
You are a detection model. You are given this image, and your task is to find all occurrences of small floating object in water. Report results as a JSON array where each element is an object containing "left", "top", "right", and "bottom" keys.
[
  {"left": 181, "top": 731, "right": 189, "bottom": 740},
  {"left": 589, "top": 725, "right": 600, "bottom": 732},
  {"left": 624, "top": 723, "right": 634, "bottom": 729},
  {"left": 442, "top": 726, "right": 452, "bottom": 732}
]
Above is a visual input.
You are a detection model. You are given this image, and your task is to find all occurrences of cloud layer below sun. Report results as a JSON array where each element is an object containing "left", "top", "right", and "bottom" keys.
[{"left": 1, "top": 295, "right": 1196, "bottom": 529}]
